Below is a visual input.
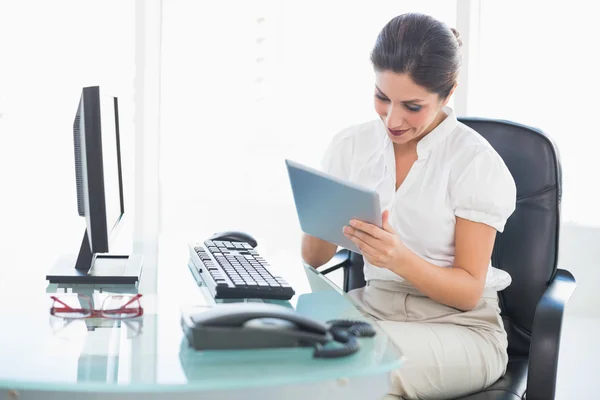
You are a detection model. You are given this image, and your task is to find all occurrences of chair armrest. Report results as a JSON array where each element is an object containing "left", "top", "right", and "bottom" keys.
[
  {"left": 318, "top": 249, "right": 352, "bottom": 275},
  {"left": 526, "top": 269, "right": 576, "bottom": 400}
]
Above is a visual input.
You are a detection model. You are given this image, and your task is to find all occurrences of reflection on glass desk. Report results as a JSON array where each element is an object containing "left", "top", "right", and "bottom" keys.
[{"left": 0, "top": 237, "right": 404, "bottom": 399}]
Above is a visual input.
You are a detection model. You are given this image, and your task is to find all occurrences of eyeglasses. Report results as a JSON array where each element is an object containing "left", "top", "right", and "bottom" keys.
[
  {"left": 49, "top": 313, "right": 144, "bottom": 338},
  {"left": 50, "top": 293, "right": 143, "bottom": 319}
]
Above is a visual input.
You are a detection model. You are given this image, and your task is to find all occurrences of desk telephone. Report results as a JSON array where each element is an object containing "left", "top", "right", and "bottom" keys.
[{"left": 181, "top": 302, "right": 376, "bottom": 358}]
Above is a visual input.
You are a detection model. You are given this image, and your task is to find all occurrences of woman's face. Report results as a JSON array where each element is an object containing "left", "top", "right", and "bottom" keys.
[{"left": 374, "top": 71, "right": 452, "bottom": 146}]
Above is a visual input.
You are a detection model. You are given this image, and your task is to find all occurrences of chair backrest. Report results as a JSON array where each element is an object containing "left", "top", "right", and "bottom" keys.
[
  {"left": 345, "top": 251, "right": 366, "bottom": 291},
  {"left": 458, "top": 117, "right": 562, "bottom": 356},
  {"left": 344, "top": 117, "right": 562, "bottom": 356}
]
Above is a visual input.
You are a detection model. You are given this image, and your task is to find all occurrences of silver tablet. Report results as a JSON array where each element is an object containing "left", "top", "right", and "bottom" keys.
[{"left": 285, "top": 159, "right": 382, "bottom": 255}]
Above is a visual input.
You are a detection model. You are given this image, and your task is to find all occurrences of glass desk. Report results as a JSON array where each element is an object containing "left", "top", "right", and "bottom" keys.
[{"left": 0, "top": 235, "right": 403, "bottom": 399}]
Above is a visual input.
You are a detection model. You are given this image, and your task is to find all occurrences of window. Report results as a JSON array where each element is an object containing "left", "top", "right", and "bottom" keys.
[{"left": 473, "top": 0, "right": 600, "bottom": 226}]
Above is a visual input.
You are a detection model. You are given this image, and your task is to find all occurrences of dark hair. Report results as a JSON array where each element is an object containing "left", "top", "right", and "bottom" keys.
[{"left": 370, "top": 13, "right": 462, "bottom": 99}]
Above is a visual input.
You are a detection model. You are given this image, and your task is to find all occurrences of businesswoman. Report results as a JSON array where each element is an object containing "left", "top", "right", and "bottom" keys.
[{"left": 301, "top": 13, "right": 516, "bottom": 400}]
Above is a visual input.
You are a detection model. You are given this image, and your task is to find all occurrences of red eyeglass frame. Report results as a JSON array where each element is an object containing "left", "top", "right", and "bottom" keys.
[{"left": 50, "top": 293, "right": 144, "bottom": 319}]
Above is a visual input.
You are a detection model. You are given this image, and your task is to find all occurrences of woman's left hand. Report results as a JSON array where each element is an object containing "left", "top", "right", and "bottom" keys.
[{"left": 343, "top": 210, "right": 408, "bottom": 271}]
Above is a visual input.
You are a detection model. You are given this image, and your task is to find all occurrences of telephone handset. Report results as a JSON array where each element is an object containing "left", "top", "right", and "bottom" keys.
[{"left": 181, "top": 303, "right": 375, "bottom": 358}]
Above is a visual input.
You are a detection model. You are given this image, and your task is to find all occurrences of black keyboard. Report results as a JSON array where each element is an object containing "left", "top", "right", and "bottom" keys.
[{"left": 188, "top": 239, "right": 296, "bottom": 300}]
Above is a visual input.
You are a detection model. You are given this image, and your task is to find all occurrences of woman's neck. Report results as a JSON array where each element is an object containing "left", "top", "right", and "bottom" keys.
[{"left": 393, "top": 140, "right": 417, "bottom": 157}]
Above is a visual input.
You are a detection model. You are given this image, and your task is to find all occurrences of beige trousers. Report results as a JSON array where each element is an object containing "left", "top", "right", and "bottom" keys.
[{"left": 347, "top": 279, "right": 508, "bottom": 400}]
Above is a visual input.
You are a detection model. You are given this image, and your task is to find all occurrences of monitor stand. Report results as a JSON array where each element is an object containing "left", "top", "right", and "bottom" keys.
[{"left": 46, "top": 232, "right": 143, "bottom": 284}]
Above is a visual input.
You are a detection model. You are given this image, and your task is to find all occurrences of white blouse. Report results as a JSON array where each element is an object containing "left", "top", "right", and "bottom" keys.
[{"left": 320, "top": 106, "right": 517, "bottom": 291}]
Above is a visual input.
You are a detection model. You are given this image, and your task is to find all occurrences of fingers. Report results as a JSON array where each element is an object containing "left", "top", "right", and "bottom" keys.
[
  {"left": 346, "top": 233, "right": 379, "bottom": 260},
  {"left": 381, "top": 210, "right": 396, "bottom": 233},
  {"left": 343, "top": 225, "right": 378, "bottom": 248},
  {"left": 349, "top": 219, "right": 385, "bottom": 239},
  {"left": 343, "top": 226, "right": 391, "bottom": 262},
  {"left": 382, "top": 210, "right": 389, "bottom": 222}
]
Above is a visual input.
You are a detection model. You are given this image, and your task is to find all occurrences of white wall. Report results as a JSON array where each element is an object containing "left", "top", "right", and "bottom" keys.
[{"left": 558, "top": 224, "right": 600, "bottom": 317}]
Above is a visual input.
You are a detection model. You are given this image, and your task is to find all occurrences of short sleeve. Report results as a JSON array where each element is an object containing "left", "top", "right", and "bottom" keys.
[
  {"left": 452, "top": 149, "right": 517, "bottom": 232},
  {"left": 320, "top": 128, "right": 355, "bottom": 181}
]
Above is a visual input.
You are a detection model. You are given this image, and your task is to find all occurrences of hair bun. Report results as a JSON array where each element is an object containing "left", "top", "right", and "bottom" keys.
[{"left": 450, "top": 28, "right": 462, "bottom": 47}]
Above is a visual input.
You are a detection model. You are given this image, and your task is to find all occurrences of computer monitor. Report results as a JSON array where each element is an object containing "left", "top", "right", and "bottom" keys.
[{"left": 46, "top": 86, "right": 142, "bottom": 284}]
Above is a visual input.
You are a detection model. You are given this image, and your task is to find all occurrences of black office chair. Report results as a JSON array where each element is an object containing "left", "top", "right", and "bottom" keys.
[{"left": 320, "top": 117, "right": 576, "bottom": 400}]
